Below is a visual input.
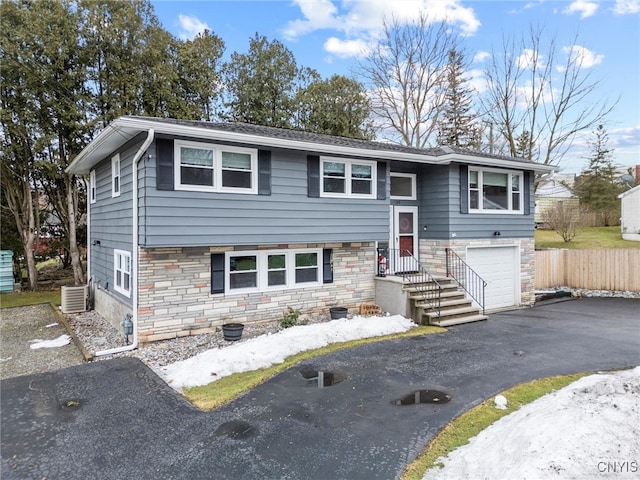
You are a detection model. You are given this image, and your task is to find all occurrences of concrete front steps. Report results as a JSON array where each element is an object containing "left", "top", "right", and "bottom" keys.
[{"left": 404, "top": 276, "right": 488, "bottom": 327}]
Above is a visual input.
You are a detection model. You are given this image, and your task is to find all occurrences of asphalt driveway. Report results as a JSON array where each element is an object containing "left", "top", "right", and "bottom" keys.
[{"left": 2, "top": 297, "right": 639, "bottom": 480}]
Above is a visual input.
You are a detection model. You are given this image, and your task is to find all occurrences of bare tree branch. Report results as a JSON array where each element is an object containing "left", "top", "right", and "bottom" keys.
[
  {"left": 480, "top": 26, "right": 617, "bottom": 169},
  {"left": 357, "top": 13, "right": 458, "bottom": 148}
]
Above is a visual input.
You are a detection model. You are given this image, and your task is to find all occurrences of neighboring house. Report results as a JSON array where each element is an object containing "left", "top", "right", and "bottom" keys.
[
  {"left": 618, "top": 185, "right": 640, "bottom": 241},
  {"left": 534, "top": 173, "right": 578, "bottom": 226},
  {"left": 67, "top": 116, "right": 553, "bottom": 345}
]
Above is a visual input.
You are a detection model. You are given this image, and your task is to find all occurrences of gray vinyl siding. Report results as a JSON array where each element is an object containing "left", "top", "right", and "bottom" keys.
[
  {"left": 418, "top": 163, "right": 535, "bottom": 239},
  {"left": 140, "top": 144, "right": 389, "bottom": 247},
  {"left": 88, "top": 140, "right": 139, "bottom": 305},
  {"left": 418, "top": 164, "right": 452, "bottom": 239}
]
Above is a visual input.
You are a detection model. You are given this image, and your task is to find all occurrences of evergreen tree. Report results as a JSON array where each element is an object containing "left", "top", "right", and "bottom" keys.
[
  {"left": 295, "top": 75, "right": 374, "bottom": 139},
  {"left": 436, "top": 49, "right": 480, "bottom": 149},
  {"left": 1, "top": 0, "right": 226, "bottom": 287},
  {"left": 515, "top": 130, "right": 535, "bottom": 159},
  {"left": 175, "top": 30, "right": 225, "bottom": 121},
  {"left": 573, "top": 125, "right": 623, "bottom": 225},
  {"left": 222, "top": 34, "right": 300, "bottom": 128}
]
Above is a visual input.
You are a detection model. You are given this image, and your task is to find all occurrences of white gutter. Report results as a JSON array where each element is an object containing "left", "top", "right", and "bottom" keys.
[{"left": 95, "top": 128, "right": 155, "bottom": 357}]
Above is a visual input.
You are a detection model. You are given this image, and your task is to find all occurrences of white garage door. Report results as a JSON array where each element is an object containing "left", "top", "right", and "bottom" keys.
[{"left": 466, "top": 246, "right": 520, "bottom": 310}]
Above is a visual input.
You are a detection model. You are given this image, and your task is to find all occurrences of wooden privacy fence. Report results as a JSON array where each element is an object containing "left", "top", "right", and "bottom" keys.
[{"left": 535, "top": 249, "right": 640, "bottom": 291}]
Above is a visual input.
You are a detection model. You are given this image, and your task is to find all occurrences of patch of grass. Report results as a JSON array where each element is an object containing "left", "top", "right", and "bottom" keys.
[
  {"left": 183, "top": 325, "right": 445, "bottom": 410},
  {"left": 0, "top": 289, "right": 61, "bottom": 308},
  {"left": 401, "top": 372, "right": 588, "bottom": 480},
  {"left": 535, "top": 226, "right": 637, "bottom": 250}
]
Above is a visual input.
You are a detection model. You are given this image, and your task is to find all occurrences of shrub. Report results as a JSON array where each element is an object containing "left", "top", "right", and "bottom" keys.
[{"left": 280, "top": 306, "right": 302, "bottom": 329}]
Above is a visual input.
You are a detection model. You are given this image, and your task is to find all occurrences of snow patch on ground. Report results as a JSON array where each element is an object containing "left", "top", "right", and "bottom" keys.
[
  {"left": 423, "top": 367, "right": 640, "bottom": 480},
  {"left": 30, "top": 334, "right": 71, "bottom": 349},
  {"left": 158, "top": 315, "right": 415, "bottom": 391}
]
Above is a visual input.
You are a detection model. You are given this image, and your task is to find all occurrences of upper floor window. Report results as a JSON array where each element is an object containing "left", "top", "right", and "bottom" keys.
[
  {"left": 90, "top": 170, "right": 96, "bottom": 204},
  {"left": 175, "top": 140, "right": 257, "bottom": 194},
  {"left": 111, "top": 154, "right": 121, "bottom": 197},
  {"left": 469, "top": 168, "right": 522, "bottom": 213},
  {"left": 390, "top": 172, "right": 417, "bottom": 200},
  {"left": 321, "top": 157, "right": 376, "bottom": 198},
  {"left": 114, "top": 249, "right": 131, "bottom": 297}
]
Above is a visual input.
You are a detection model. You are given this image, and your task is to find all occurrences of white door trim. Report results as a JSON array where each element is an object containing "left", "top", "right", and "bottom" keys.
[{"left": 392, "top": 206, "right": 419, "bottom": 273}]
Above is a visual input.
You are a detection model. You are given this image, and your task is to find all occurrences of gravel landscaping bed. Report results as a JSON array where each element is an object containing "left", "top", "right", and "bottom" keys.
[{"left": 66, "top": 309, "right": 332, "bottom": 369}]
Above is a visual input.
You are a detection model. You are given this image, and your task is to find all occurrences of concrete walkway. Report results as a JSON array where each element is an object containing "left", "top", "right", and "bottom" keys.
[{"left": 2, "top": 297, "right": 639, "bottom": 480}]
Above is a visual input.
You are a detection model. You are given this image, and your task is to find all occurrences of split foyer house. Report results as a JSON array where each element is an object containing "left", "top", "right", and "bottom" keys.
[{"left": 67, "top": 116, "right": 554, "bottom": 343}]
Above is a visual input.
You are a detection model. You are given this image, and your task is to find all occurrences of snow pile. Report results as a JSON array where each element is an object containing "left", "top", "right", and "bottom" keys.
[
  {"left": 423, "top": 367, "right": 640, "bottom": 480},
  {"left": 159, "top": 315, "right": 415, "bottom": 391},
  {"left": 494, "top": 394, "right": 508, "bottom": 410},
  {"left": 30, "top": 334, "right": 71, "bottom": 349}
]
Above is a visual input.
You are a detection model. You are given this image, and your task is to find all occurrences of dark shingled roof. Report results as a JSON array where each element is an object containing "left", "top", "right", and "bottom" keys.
[{"left": 126, "top": 116, "right": 537, "bottom": 165}]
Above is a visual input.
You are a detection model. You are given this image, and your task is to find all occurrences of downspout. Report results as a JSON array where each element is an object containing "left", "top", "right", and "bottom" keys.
[
  {"left": 85, "top": 177, "right": 91, "bottom": 292},
  {"left": 95, "top": 128, "right": 155, "bottom": 356}
]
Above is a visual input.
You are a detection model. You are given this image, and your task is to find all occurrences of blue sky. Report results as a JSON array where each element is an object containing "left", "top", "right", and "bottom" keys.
[{"left": 150, "top": 0, "right": 639, "bottom": 173}]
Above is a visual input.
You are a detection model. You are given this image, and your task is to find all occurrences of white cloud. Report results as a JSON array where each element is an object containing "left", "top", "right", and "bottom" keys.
[
  {"left": 609, "top": 125, "right": 640, "bottom": 147},
  {"left": 517, "top": 48, "right": 545, "bottom": 69},
  {"left": 283, "top": 0, "right": 481, "bottom": 58},
  {"left": 524, "top": 1, "right": 544, "bottom": 9},
  {"left": 467, "top": 68, "right": 487, "bottom": 94},
  {"left": 563, "top": 45, "right": 604, "bottom": 68},
  {"left": 613, "top": 0, "right": 640, "bottom": 14},
  {"left": 178, "top": 14, "right": 209, "bottom": 40},
  {"left": 282, "top": 0, "right": 340, "bottom": 39},
  {"left": 563, "top": 0, "right": 599, "bottom": 18},
  {"left": 324, "top": 37, "right": 372, "bottom": 58},
  {"left": 473, "top": 50, "right": 490, "bottom": 63}
]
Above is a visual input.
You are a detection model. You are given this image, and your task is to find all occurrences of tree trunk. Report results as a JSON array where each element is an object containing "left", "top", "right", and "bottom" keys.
[
  {"left": 17, "top": 186, "right": 39, "bottom": 290},
  {"left": 66, "top": 173, "right": 85, "bottom": 285},
  {"left": 23, "top": 230, "right": 38, "bottom": 290}
]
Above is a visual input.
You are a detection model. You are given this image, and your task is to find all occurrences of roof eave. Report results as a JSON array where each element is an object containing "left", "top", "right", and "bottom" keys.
[
  {"left": 435, "top": 153, "right": 556, "bottom": 173},
  {"left": 67, "top": 117, "right": 555, "bottom": 175}
]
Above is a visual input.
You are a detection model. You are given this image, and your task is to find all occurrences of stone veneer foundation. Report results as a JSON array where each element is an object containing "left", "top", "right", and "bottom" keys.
[
  {"left": 132, "top": 242, "right": 376, "bottom": 343},
  {"left": 417, "top": 237, "right": 536, "bottom": 308}
]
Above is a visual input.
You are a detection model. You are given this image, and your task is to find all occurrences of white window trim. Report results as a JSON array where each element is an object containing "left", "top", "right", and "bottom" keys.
[
  {"left": 320, "top": 157, "right": 377, "bottom": 199},
  {"left": 113, "top": 249, "right": 131, "bottom": 297},
  {"left": 225, "top": 248, "right": 322, "bottom": 295},
  {"left": 111, "top": 154, "right": 121, "bottom": 198},
  {"left": 469, "top": 167, "right": 523, "bottom": 214},
  {"left": 89, "top": 170, "right": 96, "bottom": 204},
  {"left": 174, "top": 140, "right": 258, "bottom": 194},
  {"left": 390, "top": 172, "right": 417, "bottom": 200}
]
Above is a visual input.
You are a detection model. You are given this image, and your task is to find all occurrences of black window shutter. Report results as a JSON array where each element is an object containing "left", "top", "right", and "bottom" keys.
[
  {"left": 308, "top": 155, "right": 320, "bottom": 198},
  {"left": 258, "top": 150, "right": 271, "bottom": 195},
  {"left": 523, "top": 171, "right": 531, "bottom": 215},
  {"left": 459, "top": 165, "right": 469, "bottom": 214},
  {"left": 323, "top": 248, "right": 333, "bottom": 284},
  {"left": 156, "top": 138, "right": 174, "bottom": 190},
  {"left": 376, "top": 161, "right": 387, "bottom": 200},
  {"left": 211, "top": 253, "right": 225, "bottom": 294}
]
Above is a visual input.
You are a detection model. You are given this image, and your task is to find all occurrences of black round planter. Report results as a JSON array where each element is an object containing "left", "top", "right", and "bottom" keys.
[
  {"left": 222, "top": 323, "right": 244, "bottom": 341},
  {"left": 329, "top": 307, "right": 348, "bottom": 320}
]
